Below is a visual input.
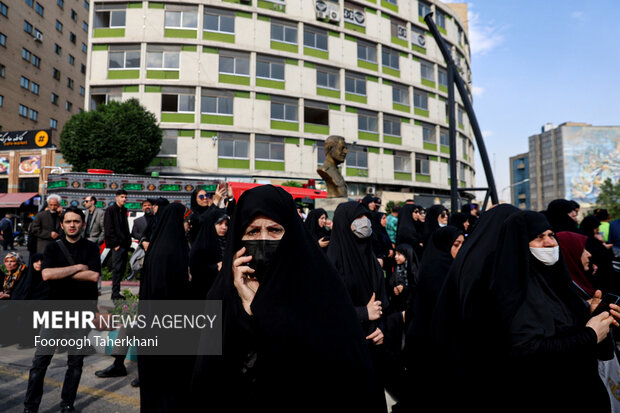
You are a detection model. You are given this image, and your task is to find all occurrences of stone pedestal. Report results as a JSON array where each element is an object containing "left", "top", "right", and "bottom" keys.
[{"left": 315, "top": 197, "right": 350, "bottom": 218}]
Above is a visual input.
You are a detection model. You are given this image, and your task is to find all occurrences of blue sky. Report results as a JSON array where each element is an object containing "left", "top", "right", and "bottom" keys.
[{"left": 445, "top": 0, "right": 620, "bottom": 202}]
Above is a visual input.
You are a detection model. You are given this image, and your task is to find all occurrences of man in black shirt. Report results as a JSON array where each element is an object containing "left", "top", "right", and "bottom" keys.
[
  {"left": 104, "top": 189, "right": 131, "bottom": 300},
  {"left": 23, "top": 206, "right": 100, "bottom": 413}
]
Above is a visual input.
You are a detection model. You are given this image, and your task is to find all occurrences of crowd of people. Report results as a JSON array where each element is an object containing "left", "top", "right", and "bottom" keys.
[{"left": 3, "top": 186, "right": 620, "bottom": 412}]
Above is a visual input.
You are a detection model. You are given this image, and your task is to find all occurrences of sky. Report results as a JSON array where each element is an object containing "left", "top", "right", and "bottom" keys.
[{"left": 445, "top": 0, "right": 620, "bottom": 202}]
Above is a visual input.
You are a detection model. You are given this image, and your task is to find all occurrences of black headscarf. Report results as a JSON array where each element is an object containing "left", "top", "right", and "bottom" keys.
[
  {"left": 191, "top": 186, "right": 386, "bottom": 412},
  {"left": 412, "top": 205, "right": 425, "bottom": 235},
  {"left": 544, "top": 199, "right": 581, "bottom": 234},
  {"left": 422, "top": 204, "right": 448, "bottom": 245},
  {"left": 189, "top": 207, "right": 228, "bottom": 299},
  {"left": 371, "top": 212, "right": 392, "bottom": 260},
  {"left": 327, "top": 201, "right": 389, "bottom": 334},
  {"left": 303, "top": 208, "right": 329, "bottom": 242},
  {"left": 361, "top": 194, "right": 376, "bottom": 211},
  {"left": 396, "top": 204, "right": 422, "bottom": 248},
  {"left": 190, "top": 187, "right": 209, "bottom": 216},
  {"left": 9, "top": 253, "right": 48, "bottom": 300},
  {"left": 581, "top": 215, "right": 617, "bottom": 294},
  {"left": 449, "top": 212, "right": 469, "bottom": 233}
]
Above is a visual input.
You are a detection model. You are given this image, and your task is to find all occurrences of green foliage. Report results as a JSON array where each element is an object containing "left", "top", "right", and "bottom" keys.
[
  {"left": 112, "top": 289, "right": 139, "bottom": 316},
  {"left": 59, "top": 99, "right": 162, "bottom": 174},
  {"left": 282, "top": 180, "right": 303, "bottom": 188},
  {"left": 385, "top": 200, "right": 405, "bottom": 214},
  {"left": 597, "top": 178, "right": 620, "bottom": 220}
]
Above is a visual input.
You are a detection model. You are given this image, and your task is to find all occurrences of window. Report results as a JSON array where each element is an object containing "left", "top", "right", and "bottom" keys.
[
  {"left": 20, "top": 76, "right": 30, "bottom": 89},
  {"left": 66, "top": 101, "right": 73, "bottom": 111},
  {"left": 84, "top": 0, "right": 89, "bottom": 10},
  {"left": 304, "top": 26, "right": 328, "bottom": 51},
  {"left": 71, "top": 9, "right": 77, "bottom": 21},
  {"left": 357, "top": 40, "right": 377, "bottom": 63},
  {"left": 147, "top": 48, "right": 180, "bottom": 69},
  {"left": 51, "top": 93, "right": 59, "bottom": 104},
  {"left": 204, "top": 8, "right": 234, "bottom": 34},
  {"left": 26, "top": 0, "right": 34, "bottom": 8},
  {"left": 304, "top": 101, "right": 329, "bottom": 126},
  {"left": 0, "top": 95, "right": 3, "bottom": 107},
  {"left": 0, "top": 32, "right": 5, "bottom": 47},
  {"left": 421, "top": 122, "right": 434, "bottom": 143},
  {"left": 418, "top": 1, "right": 431, "bottom": 18},
  {"left": 67, "top": 77, "right": 74, "bottom": 89},
  {"left": 165, "top": 9, "right": 198, "bottom": 29},
  {"left": 70, "top": 32, "right": 76, "bottom": 43},
  {"left": 52, "top": 68, "right": 60, "bottom": 80},
  {"left": 420, "top": 60, "right": 434, "bottom": 82},
  {"left": 35, "top": 2, "right": 44, "bottom": 16},
  {"left": 440, "top": 128, "right": 449, "bottom": 146},
  {"left": 438, "top": 68, "right": 447, "bottom": 89},
  {"left": 56, "top": 20, "right": 63, "bottom": 33},
  {"left": 384, "top": 0, "right": 397, "bottom": 5},
  {"left": 81, "top": 64, "right": 86, "bottom": 74},
  {"left": 57, "top": 0, "right": 63, "bottom": 9},
  {"left": 22, "top": 48, "right": 31, "bottom": 61},
  {"left": 19, "top": 104, "right": 29, "bottom": 117},
  {"left": 82, "top": 21, "right": 89, "bottom": 32},
  {"left": 358, "top": 110, "right": 378, "bottom": 133},
  {"left": 270, "top": 97, "right": 297, "bottom": 122},
  {"left": 54, "top": 44, "right": 62, "bottom": 56},
  {"left": 95, "top": 5, "right": 126, "bottom": 28},
  {"left": 459, "top": 162, "right": 465, "bottom": 180},
  {"left": 0, "top": 64, "right": 4, "bottom": 77},
  {"left": 415, "top": 154, "right": 430, "bottom": 175},
  {"left": 219, "top": 53, "right": 249, "bottom": 76},
  {"left": 345, "top": 72, "right": 366, "bottom": 96},
  {"left": 32, "top": 54, "right": 40, "bottom": 68},
  {"left": 0, "top": 1, "right": 7, "bottom": 17},
  {"left": 347, "top": 145, "right": 368, "bottom": 169},
  {"left": 256, "top": 56, "right": 284, "bottom": 81},
  {"left": 24, "top": 20, "right": 33, "bottom": 35},
  {"left": 108, "top": 45, "right": 140, "bottom": 69},
  {"left": 255, "top": 135, "right": 284, "bottom": 161},
  {"left": 34, "top": 28, "right": 42, "bottom": 39},
  {"left": 316, "top": 65, "right": 339, "bottom": 90},
  {"left": 414, "top": 89, "right": 428, "bottom": 110},
  {"left": 161, "top": 92, "right": 195, "bottom": 113},
  {"left": 458, "top": 106, "right": 464, "bottom": 125},
  {"left": 50, "top": 118, "right": 58, "bottom": 129},
  {"left": 79, "top": 86, "right": 85, "bottom": 96},
  {"left": 81, "top": 43, "right": 87, "bottom": 53},
  {"left": 68, "top": 54, "right": 75, "bottom": 65},
  {"left": 391, "top": 19, "right": 407, "bottom": 41},
  {"left": 201, "top": 91, "right": 233, "bottom": 115},
  {"left": 383, "top": 115, "right": 401, "bottom": 137},
  {"left": 435, "top": 10, "right": 445, "bottom": 29},
  {"left": 382, "top": 46, "right": 399, "bottom": 70},
  {"left": 31, "top": 82, "right": 39, "bottom": 95},
  {"left": 29, "top": 108, "right": 38, "bottom": 121},
  {"left": 394, "top": 151, "right": 411, "bottom": 173},
  {"left": 271, "top": 20, "right": 297, "bottom": 44},
  {"left": 461, "top": 135, "right": 467, "bottom": 156},
  {"left": 218, "top": 133, "right": 249, "bottom": 159},
  {"left": 392, "top": 83, "right": 409, "bottom": 105}
]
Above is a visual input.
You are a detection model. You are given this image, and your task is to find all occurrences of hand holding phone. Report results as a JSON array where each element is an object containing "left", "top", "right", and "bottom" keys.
[{"left": 592, "top": 293, "right": 620, "bottom": 317}]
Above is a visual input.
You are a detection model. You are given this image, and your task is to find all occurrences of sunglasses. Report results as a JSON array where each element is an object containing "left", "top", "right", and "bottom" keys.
[
  {"left": 198, "top": 194, "right": 209, "bottom": 200},
  {"left": 440, "top": 212, "right": 447, "bottom": 218}
]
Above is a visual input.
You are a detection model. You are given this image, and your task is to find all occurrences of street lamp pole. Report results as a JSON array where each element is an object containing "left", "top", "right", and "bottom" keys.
[{"left": 501, "top": 178, "right": 530, "bottom": 202}]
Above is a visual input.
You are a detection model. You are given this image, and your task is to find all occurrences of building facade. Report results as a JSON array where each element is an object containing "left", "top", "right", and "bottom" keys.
[
  {"left": 509, "top": 152, "right": 530, "bottom": 210},
  {"left": 86, "top": 0, "right": 476, "bottom": 201},
  {"left": 528, "top": 122, "right": 620, "bottom": 211}
]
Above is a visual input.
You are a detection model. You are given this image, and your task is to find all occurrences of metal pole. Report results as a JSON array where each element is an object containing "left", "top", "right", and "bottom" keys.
[
  {"left": 448, "top": 65, "right": 458, "bottom": 213},
  {"left": 423, "top": 13, "right": 499, "bottom": 205}
]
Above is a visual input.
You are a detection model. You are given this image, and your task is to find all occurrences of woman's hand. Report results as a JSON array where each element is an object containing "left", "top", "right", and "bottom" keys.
[
  {"left": 366, "top": 292, "right": 382, "bottom": 321},
  {"left": 232, "top": 247, "right": 259, "bottom": 315},
  {"left": 366, "top": 328, "right": 384, "bottom": 345},
  {"left": 586, "top": 312, "right": 614, "bottom": 343},
  {"left": 318, "top": 237, "right": 330, "bottom": 248},
  {"left": 377, "top": 258, "right": 384, "bottom": 268},
  {"left": 588, "top": 290, "right": 603, "bottom": 314},
  {"left": 393, "top": 285, "right": 403, "bottom": 296}
]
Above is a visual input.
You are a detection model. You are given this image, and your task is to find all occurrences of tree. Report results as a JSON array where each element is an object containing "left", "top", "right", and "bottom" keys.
[
  {"left": 60, "top": 99, "right": 162, "bottom": 174},
  {"left": 596, "top": 178, "right": 620, "bottom": 220}
]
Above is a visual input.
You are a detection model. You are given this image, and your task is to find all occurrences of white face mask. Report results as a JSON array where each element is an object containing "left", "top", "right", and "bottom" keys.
[
  {"left": 352, "top": 217, "right": 372, "bottom": 239},
  {"left": 529, "top": 246, "right": 560, "bottom": 266},
  {"left": 438, "top": 222, "right": 447, "bottom": 227}
]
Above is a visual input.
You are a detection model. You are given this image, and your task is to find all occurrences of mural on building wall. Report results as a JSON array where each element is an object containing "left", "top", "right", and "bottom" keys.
[
  {"left": 0, "top": 157, "right": 8, "bottom": 175},
  {"left": 19, "top": 155, "right": 41, "bottom": 175},
  {"left": 563, "top": 126, "right": 620, "bottom": 206}
]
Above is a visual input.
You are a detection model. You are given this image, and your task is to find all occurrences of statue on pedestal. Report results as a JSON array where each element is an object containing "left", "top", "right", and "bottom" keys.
[{"left": 317, "top": 135, "right": 348, "bottom": 198}]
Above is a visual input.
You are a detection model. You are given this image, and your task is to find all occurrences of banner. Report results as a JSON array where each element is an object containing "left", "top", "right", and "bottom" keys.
[{"left": 0, "top": 129, "right": 52, "bottom": 150}]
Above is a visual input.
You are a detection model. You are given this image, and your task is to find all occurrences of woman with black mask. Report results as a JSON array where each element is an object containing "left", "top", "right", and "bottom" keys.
[
  {"left": 303, "top": 208, "right": 330, "bottom": 251},
  {"left": 191, "top": 186, "right": 386, "bottom": 412},
  {"left": 189, "top": 208, "right": 229, "bottom": 299},
  {"left": 489, "top": 211, "right": 618, "bottom": 412}
]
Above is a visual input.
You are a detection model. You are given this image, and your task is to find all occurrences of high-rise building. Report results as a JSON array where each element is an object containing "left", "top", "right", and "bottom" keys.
[
  {"left": 86, "top": 0, "right": 476, "bottom": 204},
  {"left": 528, "top": 122, "right": 620, "bottom": 211},
  {"left": 0, "top": 0, "right": 89, "bottom": 194},
  {"left": 509, "top": 152, "right": 530, "bottom": 210}
]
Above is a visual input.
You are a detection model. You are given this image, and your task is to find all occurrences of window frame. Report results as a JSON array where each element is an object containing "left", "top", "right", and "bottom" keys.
[
  {"left": 347, "top": 145, "right": 368, "bottom": 169},
  {"left": 217, "top": 133, "right": 249, "bottom": 160},
  {"left": 383, "top": 115, "right": 401, "bottom": 137},
  {"left": 270, "top": 98, "right": 298, "bottom": 123},
  {"left": 146, "top": 50, "right": 180, "bottom": 70},
  {"left": 415, "top": 154, "right": 430, "bottom": 175},
  {"left": 382, "top": 46, "right": 399, "bottom": 70},
  {"left": 421, "top": 122, "right": 435, "bottom": 143},
  {"left": 94, "top": 8, "right": 126, "bottom": 29},
  {"left": 316, "top": 65, "right": 339, "bottom": 90},
  {"left": 255, "top": 135, "right": 285, "bottom": 162},
  {"left": 256, "top": 56, "right": 285, "bottom": 81},
  {"left": 420, "top": 60, "right": 434, "bottom": 82},
  {"left": 218, "top": 54, "right": 250, "bottom": 77},
  {"left": 108, "top": 48, "right": 141, "bottom": 70},
  {"left": 164, "top": 10, "right": 198, "bottom": 30},
  {"left": 345, "top": 72, "right": 366, "bottom": 96},
  {"left": 271, "top": 20, "right": 297, "bottom": 45},
  {"left": 358, "top": 110, "right": 378, "bottom": 133},
  {"left": 203, "top": 8, "right": 235, "bottom": 34},
  {"left": 161, "top": 93, "right": 195, "bottom": 114},
  {"left": 357, "top": 40, "right": 377, "bottom": 64},
  {"left": 414, "top": 89, "right": 429, "bottom": 110},
  {"left": 201, "top": 93, "right": 233, "bottom": 116},
  {"left": 303, "top": 27, "right": 328, "bottom": 52},
  {"left": 394, "top": 151, "right": 412, "bottom": 173}
]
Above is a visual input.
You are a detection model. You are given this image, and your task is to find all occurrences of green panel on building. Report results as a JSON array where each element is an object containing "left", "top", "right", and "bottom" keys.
[
  {"left": 317, "top": 88, "right": 340, "bottom": 98},
  {"left": 203, "top": 47, "right": 219, "bottom": 54},
  {"left": 416, "top": 174, "right": 431, "bottom": 183},
  {"left": 285, "top": 137, "right": 300, "bottom": 144},
  {"left": 414, "top": 108, "right": 429, "bottom": 117},
  {"left": 303, "top": 61, "right": 316, "bottom": 68},
  {"left": 123, "top": 85, "right": 139, "bottom": 92},
  {"left": 383, "top": 135, "right": 401, "bottom": 145},
  {"left": 367, "top": 147, "right": 380, "bottom": 154},
  {"left": 219, "top": 74, "right": 250, "bottom": 85},
  {"left": 92, "top": 44, "right": 109, "bottom": 51},
  {"left": 127, "top": 2, "right": 143, "bottom": 8},
  {"left": 346, "top": 168, "right": 369, "bottom": 177},
  {"left": 329, "top": 104, "right": 340, "bottom": 111},
  {"left": 383, "top": 148, "right": 393, "bottom": 155},
  {"left": 200, "top": 130, "right": 218, "bottom": 138},
  {"left": 421, "top": 78, "right": 436, "bottom": 88},
  {"left": 438, "top": 84, "right": 448, "bottom": 93},
  {"left": 107, "top": 70, "right": 140, "bottom": 79},
  {"left": 218, "top": 158, "right": 250, "bottom": 169},
  {"left": 201, "top": 114, "right": 234, "bottom": 125},
  {"left": 256, "top": 78, "right": 285, "bottom": 89},
  {"left": 161, "top": 113, "right": 195, "bottom": 123},
  {"left": 256, "top": 93, "right": 270, "bottom": 100},
  {"left": 440, "top": 145, "right": 450, "bottom": 154},
  {"left": 344, "top": 22, "right": 366, "bottom": 34},
  {"left": 145, "top": 86, "right": 162, "bottom": 93},
  {"left": 181, "top": 45, "right": 197, "bottom": 52},
  {"left": 303, "top": 47, "right": 329, "bottom": 60},
  {"left": 366, "top": 75, "right": 378, "bottom": 82},
  {"left": 394, "top": 172, "right": 412, "bottom": 181},
  {"left": 236, "top": 11, "right": 252, "bottom": 18},
  {"left": 304, "top": 123, "right": 329, "bottom": 134},
  {"left": 285, "top": 59, "right": 298, "bottom": 65},
  {"left": 203, "top": 31, "right": 235, "bottom": 43},
  {"left": 358, "top": 59, "right": 378, "bottom": 71},
  {"left": 393, "top": 103, "right": 410, "bottom": 113},
  {"left": 423, "top": 142, "right": 437, "bottom": 151},
  {"left": 255, "top": 160, "right": 285, "bottom": 171},
  {"left": 234, "top": 91, "right": 250, "bottom": 98},
  {"left": 382, "top": 66, "right": 400, "bottom": 78},
  {"left": 149, "top": 157, "right": 177, "bottom": 167},
  {"left": 381, "top": 0, "right": 398, "bottom": 11},
  {"left": 345, "top": 93, "right": 367, "bottom": 104},
  {"left": 345, "top": 106, "right": 357, "bottom": 113},
  {"left": 271, "top": 41, "right": 298, "bottom": 53},
  {"left": 93, "top": 28, "right": 125, "bottom": 38},
  {"left": 391, "top": 36, "right": 408, "bottom": 48},
  {"left": 271, "top": 120, "right": 299, "bottom": 131},
  {"left": 411, "top": 44, "right": 426, "bottom": 55},
  {"left": 304, "top": 138, "right": 317, "bottom": 146},
  {"left": 146, "top": 70, "right": 180, "bottom": 80},
  {"left": 148, "top": 2, "right": 165, "bottom": 8},
  {"left": 257, "top": 0, "right": 285, "bottom": 12},
  {"left": 358, "top": 131, "right": 379, "bottom": 142},
  {"left": 164, "top": 29, "right": 197, "bottom": 39}
]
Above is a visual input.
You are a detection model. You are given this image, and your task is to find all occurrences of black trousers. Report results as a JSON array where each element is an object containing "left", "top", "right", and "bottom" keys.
[
  {"left": 110, "top": 247, "right": 128, "bottom": 297},
  {"left": 2, "top": 232, "right": 14, "bottom": 250},
  {"left": 24, "top": 353, "right": 85, "bottom": 410}
]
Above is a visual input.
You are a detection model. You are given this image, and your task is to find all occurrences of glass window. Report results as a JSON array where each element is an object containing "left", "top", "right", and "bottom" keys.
[
  {"left": 420, "top": 60, "right": 434, "bottom": 82},
  {"left": 51, "top": 93, "right": 59, "bottom": 104},
  {"left": 415, "top": 154, "right": 430, "bottom": 175},
  {"left": 56, "top": 20, "right": 63, "bottom": 33},
  {"left": 165, "top": 10, "right": 197, "bottom": 28},
  {"left": 35, "top": 2, "right": 43, "bottom": 16},
  {"left": 418, "top": 1, "right": 431, "bottom": 18},
  {"left": 82, "top": 21, "right": 89, "bottom": 32},
  {"left": 24, "top": 20, "right": 33, "bottom": 34},
  {"left": 304, "top": 101, "right": 329, "bottom": 126},
  {"left": 26, "top": 0, "right": 34, "bottom": 8},
  {"left": 218, "top": 133, "right": 249, "bottom": 159},
  {"left": 66, "top": 101, "right": 73, "bottom": 111},
  {"left": 438, "top": 68, "right": 447, "bottom": 88},
  {"left": 394, "top": 152, "right": 411, "bottom": 173},
  {"left": 414, "top": 89, "right": 428, "bottom": 110},
  {"left": 0, "top": 1, "right": 7, "bottom": 17},
  {"left": 52, "top": 68, "right": 61, "bottom": 80},
  {"left": 271, "top": 20, "right": 297, "bottom": 44},
  {"left": 19, "top": 104, "right": 29, "bottom": 117},
  {"left": 345, "top": 73, "right": 366, "bottom": 96},
  {"left": 108, "top": 48, "right": 141, "bottom": 69},
  {"left": 79, "top": 86, "right": 85, "bottom": 96},
  {"left": 0, "top": 33, "right": 5, "bottom": 47},
  {"left": 147, "top": 51, "right": 180, "bottom": 69},
  {"left": 421, "top": 122, "right": 434, "bottom": 143},
  {"left": 50, "top": 118, "right": 58, "bottom": 129},
  {"left": 57, "top": 0, "right": 64, "bottom": 8},
  {"left": 67, "top": 77, "right": 74, "bottom": 89},
  {"left": 358, "top": 110, "right": 378, "bottom": 133},
  {"left": 201, "top": 94, "right": 233, "bottom": 115},
  {"left": 382, "top": 46, "right": 399, "bottom": 70},
  {"left": 458, "top": 106, "right": 464, "bottom": 124},
  {"left": 95, "top": 9, "right": 126, "bottom": 28},
  {"left": 71, "top": 9, "right": 77, "bottom": 21},
  {"left": 435, "top": 10, "right": 445, "bottom": 29},
  {"left": 219, "top": 54, "right": 250, "bottom": 76},
  {"left": 204, "top": 9, "right": 234, "bottom": 33},
  {"left": 68, "top": 54, "right": 75, "bottom": 65},
  {"left": 22, "top": 48, "right": 31, "bottom": 61},
  {"left": 255, "top": 135, "right": 284, "bottom": 161},
  {"left": 304, "top": 27, "right": 328, "bottom": 51},
  {"left": 54, "top": 44, "right": 62, "bottom": 56},
  {"left": 271, "top": 99, "right": 297, "bottom": 122},
  {"left": 29, "top": 108, "right": 38, "bottom": 121},
  {"left": 392, "top": 83, "right": 408, "bottom": 105},
  {"left": 32, "top": 54, "right": 40, "bottom": 67},
  {"left": 440, "top": 128, "right": 449, "bottom": 146},
  {"left": 347, "top": 146, "right": 368, "bottom": 169},
  {"left": 82, "top": 43, "right": 87, "bottom": 53},
  {"left": 357, "top": 40, "right": 377, "bottom": 63},
  {"left": 383, "top": 116, "right": 401, "bottom": 137},
  {"left": 161, "top": 94, "right": 195, "bottom": 113},
  {"left": 31, "top": 82, "right": 39, "bottom": 95},
  {"left": 20, "top": 76, "right": 30, "bottom": 89},
  {"left": 316, "top": 66, "right": 339, "bottom": 89},
  {"left": 256, "top": 56, "right": 285, "bottom": 81}
]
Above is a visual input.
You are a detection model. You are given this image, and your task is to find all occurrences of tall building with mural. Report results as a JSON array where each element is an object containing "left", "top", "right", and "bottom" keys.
[
  {"left": 86, "top": 0, "right": 476, "bottom": 204},
  {"left": 528, "top": 122, "right": 620, "bottom": 211}
]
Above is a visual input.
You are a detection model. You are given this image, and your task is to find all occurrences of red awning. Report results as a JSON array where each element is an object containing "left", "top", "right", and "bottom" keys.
[{"left": 0, "top": 192, "right": 39, "bottom": 208}]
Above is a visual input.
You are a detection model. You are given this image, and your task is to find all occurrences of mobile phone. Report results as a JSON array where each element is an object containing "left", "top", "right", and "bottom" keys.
[
  {"left": 322, "top": 235, "right": 330, "bottom": 241},
  {"left": 592, "top": 293, "right": 620, "bottom": 317}
]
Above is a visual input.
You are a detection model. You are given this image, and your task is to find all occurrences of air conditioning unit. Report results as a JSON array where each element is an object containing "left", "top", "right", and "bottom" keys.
[
  {"left": 34, "top": 32, "right": 43, "bottom": 42},
  {"left": 316, "top": 10, "right": 328, "bottom": 19},
  {"left": 366, "top": 186, "right": 375, "bottom": 195},
  {"left": 329, "top": 10, "right": 340, "bottom": 22}
]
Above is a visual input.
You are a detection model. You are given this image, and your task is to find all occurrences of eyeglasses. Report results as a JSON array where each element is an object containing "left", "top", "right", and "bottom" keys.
[
  {"left": 440, "top": 212, "right": 447, "bottom": 218},
  {"left": 420, "top": 211, "right": 426, "bottom": 215},
  {"left": 198, "top": 194, "right": 208, "bottom": 200}
]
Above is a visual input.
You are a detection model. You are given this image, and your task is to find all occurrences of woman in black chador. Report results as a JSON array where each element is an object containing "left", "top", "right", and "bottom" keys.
[
  {"left": 371, "top": 212, "right": 393, "bottom": 269},
  {"left": 489, "top": 211, "right": 618, "bottom": 412},
  {"left": 138, "top": 203, "right": 193, "bottom": 412},
  {"left": 191, "top": 186, "right": 386, "bottom": 413},
  {"left": 303, "top": 207, "right": 330, "bottom": 252},
  {"left": 396, "top": 204, "right": 423, "bottom": 256},
  {"left": 189, "top": 207, "right": 229, "bottom": 299},
  {"left": 422, "top": 204, "right": 448, "bottom": 247},
  {"left": 544, "top": 198, "right": 582, "bottom": 234}
]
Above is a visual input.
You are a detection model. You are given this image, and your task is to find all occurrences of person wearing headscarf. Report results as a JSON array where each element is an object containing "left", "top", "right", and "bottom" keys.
[
  {"left": 401, "top": 226, "right": 463, "bottom": 410},
  {"left": 580, "top": 215, "right": 617, "bottom": 294},
  {"left": 388, "top": 244, "right": 417, "bottom": 313},
  {"left": 191, "top": 186, "right": 386, "bottom": 412},
  {"left": 361, "top": 194, "right": 378, "bottom": 212},
  {"left": 187, "top": 187, "right": 211, "bottom": 244},
  {"left": 413, "top": 205, "right": 425, "bottom": 235},
  {"left": 431, "top": 204, "right": 519, "bottom": 411},
  {"left": 371, "top": 212, "right": 393, "bottom": 268},
  {"left": 461, "top": 202, "right": 480, "bottom": 230},
  {"left": 556, "top": 231, "right": 596, "bottom": 298},
  {"left": 594, "top": 208, "right": 611, "bottom": 242},
  {"left": 422, "top": 204, "right": 449, "bottom": 247},
  {"left": 449, "top": 211, "right": 470, "bottom": 234},
  {"left": 489, "top": 211, "right": 617, "bottom": 412},
  {"left": 395, "top": 204, "right": 423, "bottom": 253},
  {"left": 9, "top": 253, "right": 48, "bottom": 300},
  {"left": 138, "top": 203, "right": 193, "bottom": 412},
  {"left": 544, "top": 199, "right": 582, "bottom": 234},
  {"left": 1, "top": 251, "right": 27, "bottom": 299},
  {"left": 189, "top": 207, "right": 229, "bottom": 299},
  {"left": 303, "top": 208, "right": 330, "bottom": 252}
]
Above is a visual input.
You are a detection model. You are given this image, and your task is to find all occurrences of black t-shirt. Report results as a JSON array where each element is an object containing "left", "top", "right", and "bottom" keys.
[{"left": 42, "top": 237, "right": 101, "bottom": 300}]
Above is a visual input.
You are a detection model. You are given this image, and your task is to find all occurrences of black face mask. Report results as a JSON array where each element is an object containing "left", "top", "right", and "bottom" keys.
[{"left": 243, "top": 239, "right": 280, "bottom": 282}]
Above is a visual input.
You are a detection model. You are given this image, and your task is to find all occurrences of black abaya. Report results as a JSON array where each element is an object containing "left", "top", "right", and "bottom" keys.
[
  {"left": 544, "top": 198, "right": 581, "bottom": 234},
  {"left": 395, "top": 204, "right": 422, "bottom": 250},
  {"left": 303, "top": 208, "right": 330, "bottom": 252},
  {"left": 422, "top": 204, "right": 448, "bottom": 246}
]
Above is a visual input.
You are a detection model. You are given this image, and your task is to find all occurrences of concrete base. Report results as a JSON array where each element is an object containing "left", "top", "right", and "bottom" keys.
[{"left": 315, "top": 197, "right": 350, "bottom": 218}]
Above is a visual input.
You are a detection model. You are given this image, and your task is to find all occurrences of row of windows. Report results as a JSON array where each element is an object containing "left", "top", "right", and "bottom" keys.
[
  {"left": 20, "top": 76, "right": 39, "bottom": 95},
  {"left": 18, "top": 104, "right": 38, "bottom": 121},
  {"left": 25, "top": 0, "right": 44, "bottom": 17},
  {"left": 22, "top": 48, "right": 41, "bottom": 68}
]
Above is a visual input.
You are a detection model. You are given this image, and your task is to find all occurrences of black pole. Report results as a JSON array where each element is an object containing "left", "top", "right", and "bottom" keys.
[
  {"left": 423, "top": 13, "right": 499, "bottom": 205},
  {"left": 448, "top": 65, "right": 458, "bottom": 213}
]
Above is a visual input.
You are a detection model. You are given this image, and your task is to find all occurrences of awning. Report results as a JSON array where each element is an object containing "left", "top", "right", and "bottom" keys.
[{"left": 0, "top": 192, "right": 39, "bottom": 208}]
